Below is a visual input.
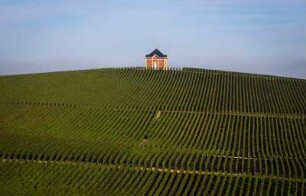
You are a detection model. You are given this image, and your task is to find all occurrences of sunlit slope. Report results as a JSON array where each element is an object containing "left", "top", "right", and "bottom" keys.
[
  {"left": 1, "top": 68, "right": 305, "bottom": 114},
  {"left": 0, "top": 68, "right": 306, "bottom": 195}
]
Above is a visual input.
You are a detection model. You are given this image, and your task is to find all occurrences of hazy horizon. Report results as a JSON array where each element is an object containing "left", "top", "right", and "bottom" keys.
[{"left": 0, "top": 0, "right": 305, "bottom": 79}]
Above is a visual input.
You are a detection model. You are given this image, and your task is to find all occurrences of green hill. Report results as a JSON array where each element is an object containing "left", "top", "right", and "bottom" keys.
[{"left": 0, "top": 67, "right": 305, "bottom": 195}]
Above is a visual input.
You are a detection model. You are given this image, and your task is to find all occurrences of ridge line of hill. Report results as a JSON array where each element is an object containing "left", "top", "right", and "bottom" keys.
[{"left": 1, "top": 67, "right": 305, "bottom": 80}]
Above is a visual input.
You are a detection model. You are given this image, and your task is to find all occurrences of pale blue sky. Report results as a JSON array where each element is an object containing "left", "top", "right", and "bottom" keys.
[{"left": 0, "top": 0, "right": 305, "bottom": 78}]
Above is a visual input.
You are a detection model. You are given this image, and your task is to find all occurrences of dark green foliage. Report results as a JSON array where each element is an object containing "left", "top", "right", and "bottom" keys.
[{"left": 0, "top": 68, "right": 305, "bottom": 195}]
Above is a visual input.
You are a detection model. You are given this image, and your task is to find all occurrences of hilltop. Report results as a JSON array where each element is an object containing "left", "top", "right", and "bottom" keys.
[
  {"left": 1, "top": 67, "right": 305, "bottom": 114},
  {"left": 0, "top": 67, "right": 305, "bottom": 195}
]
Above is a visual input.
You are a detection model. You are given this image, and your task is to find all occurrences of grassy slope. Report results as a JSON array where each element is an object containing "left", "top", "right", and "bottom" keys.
[
  {"left": 0, "top": 68, "right": 306, "bottom": 195},
  {"left": 1, "top": 68, "right": 305, "bottom": 113}
]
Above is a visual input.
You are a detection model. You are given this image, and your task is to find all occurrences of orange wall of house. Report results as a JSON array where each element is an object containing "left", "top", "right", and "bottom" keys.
[
  {"left": 146, "top": 57, "right": 166, "bottom": 69},
  {"left": 146, "top": 59, "right": 153, "bottom": 69},
  {"left": 158, "top": 59, "right": 164, "bottom": 66}
]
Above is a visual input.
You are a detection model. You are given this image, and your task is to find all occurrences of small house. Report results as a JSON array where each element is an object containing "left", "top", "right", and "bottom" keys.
[{"left": 145, "top": 49, "right": 168, "bottom": 70}]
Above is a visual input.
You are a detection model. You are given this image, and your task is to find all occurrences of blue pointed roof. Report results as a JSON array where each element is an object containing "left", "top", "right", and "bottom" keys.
[{"left": 146, "top": 49, "right": 167, "bottom": 58}]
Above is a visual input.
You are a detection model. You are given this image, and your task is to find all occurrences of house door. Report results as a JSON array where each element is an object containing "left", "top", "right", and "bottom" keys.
[{"left": 154, "top": 62, "right": 157, "bottom": 70}]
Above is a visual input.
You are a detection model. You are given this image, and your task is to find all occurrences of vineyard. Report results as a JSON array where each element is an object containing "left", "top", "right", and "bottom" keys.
[{"left": 0, "top": 67, "right": 306, "bottom": 195}]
